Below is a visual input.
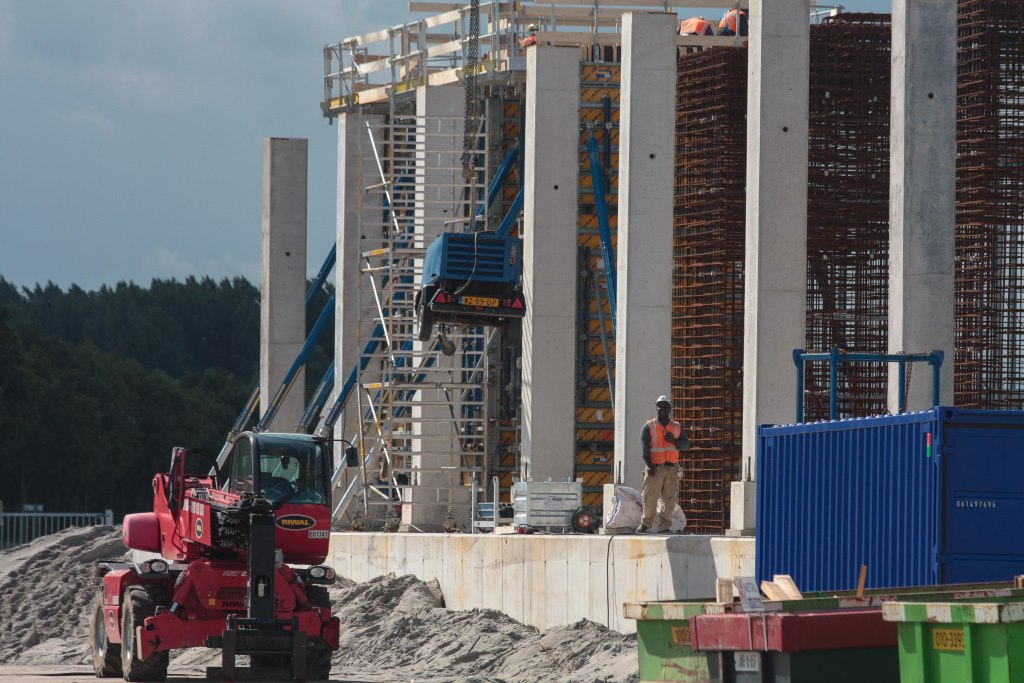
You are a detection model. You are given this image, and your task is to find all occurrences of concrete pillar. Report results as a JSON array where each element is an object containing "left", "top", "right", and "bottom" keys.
[
  {"left": 334, "top": 113, "right": 384, "bottom": 445},
  {"left": 521, "top": 46, "right": 580, "bottom": 483},
  {"left": 260, "top": 138, "right": 308, "bottom": 430},
  {"left": 888, "top": 0, "right": 956, "bottom": 411},
  {"left": 736, "top": 0, "right": 809, "bottom": 532},
  {"left": 613, "top": 12, "right": 678, "bottom": 492},
  {"left": 411, "top": 84, "right": 467, "bottom": 527}
]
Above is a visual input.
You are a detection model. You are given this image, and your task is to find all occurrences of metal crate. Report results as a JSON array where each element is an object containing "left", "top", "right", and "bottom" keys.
[{"left": 512, "top": 480, "right": 582, "bottom": 530}]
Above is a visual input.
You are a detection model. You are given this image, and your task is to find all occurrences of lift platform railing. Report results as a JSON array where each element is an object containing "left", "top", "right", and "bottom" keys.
[{"left": 793, "top": 348, "right": 944, "bottom": 422}]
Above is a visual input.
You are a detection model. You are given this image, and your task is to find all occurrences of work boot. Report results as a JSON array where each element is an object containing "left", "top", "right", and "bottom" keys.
[{"left": 635, "top": 524, "right": 650, "bottom": 534}]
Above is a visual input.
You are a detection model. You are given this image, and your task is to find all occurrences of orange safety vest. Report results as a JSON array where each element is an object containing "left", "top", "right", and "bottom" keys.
[
  {"left": 520, "top": 34, "right": 537, "bottom": 48},
  {"left": 719, "top": 9, "right": 747, "bottom": 34},
  {"left": 647, "top": 418, "right": 681, "bottom": 465},
  {"left": 679, "top": 17, "right": 714, "bottom": 36}
]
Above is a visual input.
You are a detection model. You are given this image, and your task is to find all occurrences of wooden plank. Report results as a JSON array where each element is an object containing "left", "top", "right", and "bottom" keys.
[
  {"left": 856, "top": 565, "right": 868, "bottom": 598},
  {"left": 424, "top": 38, "right": 464, "bottom": 59},
  {"left": 772, "top": 574, "right": 804, "bottom": 600},
  {"left": 525, "top": 0, "right": 743, "bottom": 8},
  {"left": 409, "top": 1, "right": 459, "bottom": 11},
  {"left": 760, "top": 581, "right": 790, "bottom": 602},
  {"left": 716, "top": 577, "right": 734, "bottom": 604}
]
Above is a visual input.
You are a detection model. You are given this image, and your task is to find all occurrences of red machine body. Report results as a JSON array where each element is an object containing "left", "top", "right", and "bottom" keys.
[{"left": 90, "top": 432, "right": 340, "bottom": 682}]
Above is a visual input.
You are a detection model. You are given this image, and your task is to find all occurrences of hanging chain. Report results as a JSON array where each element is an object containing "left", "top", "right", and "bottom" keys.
[{"left": 461, "top": 0, "right": 481, "bottom": 182}]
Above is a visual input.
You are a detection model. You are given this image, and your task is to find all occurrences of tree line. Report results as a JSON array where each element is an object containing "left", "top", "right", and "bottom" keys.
[{"left": 0, "top": 276, "right": 332, "bottom": 517}]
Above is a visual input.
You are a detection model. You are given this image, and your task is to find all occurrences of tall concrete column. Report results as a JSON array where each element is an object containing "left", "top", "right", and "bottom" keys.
[
  {"left": 736, "top": 0, "right": 809, "bottom": 532},
  {"left": 411, "top": 84, "right": 466, "bottom": 527},
  {"left": 521, "top": 47, "right": 580, "bottom": 483},
  {"left": 334, "top": 113, "right": 384, "bottom": 445},
  {"left": 613, "top": 12, "right": 678, "bottom": 492},
  {"left": 261, "top": 138, "right": 308, "bottom": 430},
  {"left": 888, "top": 0, "right": 956, "bottom": 411}
]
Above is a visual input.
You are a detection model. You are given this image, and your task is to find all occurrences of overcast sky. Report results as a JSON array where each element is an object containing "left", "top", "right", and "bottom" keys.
[{"left": 0, "top": 1, "right": 889, "bottom": 292}]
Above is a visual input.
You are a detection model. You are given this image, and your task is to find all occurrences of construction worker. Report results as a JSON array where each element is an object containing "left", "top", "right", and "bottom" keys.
[
  {"left": 718, "top": 8, "right": 749, "bottom": 37},
  {"left": 637, "top": 395, "right": 690, "bottom": 534},
  {"left": 678, "top": 16, "right": 715, "bottom": 36},
  {"left": 520, "top": 24, "right": 538, "bottom": 48}
]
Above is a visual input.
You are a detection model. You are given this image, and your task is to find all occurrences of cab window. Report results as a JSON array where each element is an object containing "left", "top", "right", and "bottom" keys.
[{"left": 227, "top": 438, "right": 253, "bottom": 494}]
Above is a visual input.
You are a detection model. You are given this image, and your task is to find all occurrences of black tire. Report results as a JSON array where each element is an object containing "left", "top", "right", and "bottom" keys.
[
  {"left": 416, "top": 290, "right": 435, "bottom": 342},
  {"left": 88, "top": 587, "right": 122, "bottom": 678},
  {"left": 121, "top": 584, "right": 169, "bottom": 682},
  {"left": 305, "top": 585, "right": 334, "bottom": 681}
]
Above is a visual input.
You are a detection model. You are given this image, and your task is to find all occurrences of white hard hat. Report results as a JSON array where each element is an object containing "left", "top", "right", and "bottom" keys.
[
  {"left": 656, "top": 395, "right": 672, "bottom": 407},
  {"left": 528, "top": 23, "right": 538, "bottom": 31}
]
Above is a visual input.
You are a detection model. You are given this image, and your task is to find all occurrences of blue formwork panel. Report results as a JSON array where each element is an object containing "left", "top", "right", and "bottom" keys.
[{"left": 755, "top": 407, "right": 1024, "bottom": 593}]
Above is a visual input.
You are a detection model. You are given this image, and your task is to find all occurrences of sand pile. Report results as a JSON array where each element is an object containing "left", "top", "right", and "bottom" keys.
[
  {"left": 0, "top": 525, "right": 128, "bottom": 665},
  {"left": 0, "top": 527, "right": 638, "bottom": 682}
]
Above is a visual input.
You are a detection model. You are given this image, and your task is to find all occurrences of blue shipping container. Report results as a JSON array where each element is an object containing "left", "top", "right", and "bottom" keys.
[{"left": 756, "top": 407, "right": 1024, "bottom": 592}]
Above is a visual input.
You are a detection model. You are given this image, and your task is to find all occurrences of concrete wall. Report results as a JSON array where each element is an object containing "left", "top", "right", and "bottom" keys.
[
  {"left": 888, "top": 0, "right": 957, "bottom": 411},
  {"left": 736, "top": 0, "right": 810, "bottom": 532},
  {"left": 521, "top": 46, "right": 581, "bottom": 483},
  {"left": 614, "top": 12, "right": 678, "bottom": 491},
  {"left": 261, "top": 138, "right": 308, "bottom": 430},
  {"left": 329, "top": 532, "right": 754, "bottom": 633}
]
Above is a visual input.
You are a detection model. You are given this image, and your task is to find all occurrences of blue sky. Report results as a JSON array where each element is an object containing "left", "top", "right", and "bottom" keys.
[{"left": 0, "top": 1, "right": 889, "bottom": 292}]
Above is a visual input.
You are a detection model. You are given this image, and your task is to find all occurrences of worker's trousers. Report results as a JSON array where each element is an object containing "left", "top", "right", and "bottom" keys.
[{"left": 641, "top": 462, "right": 679, "bottom": 530}]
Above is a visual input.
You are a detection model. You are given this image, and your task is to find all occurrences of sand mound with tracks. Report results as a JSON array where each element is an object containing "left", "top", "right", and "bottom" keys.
[{"left": 0, "top": 526, "right": 637, "bottom": 682}]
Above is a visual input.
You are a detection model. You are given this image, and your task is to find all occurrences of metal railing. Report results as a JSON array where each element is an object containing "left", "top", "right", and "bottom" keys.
[{"left": 0, "top": 509, "right": 114, "bottom": 550}]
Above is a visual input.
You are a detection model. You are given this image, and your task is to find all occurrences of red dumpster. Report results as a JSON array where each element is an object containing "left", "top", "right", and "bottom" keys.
[{"left": 690, "top": 609, "right": 899, "bottom": 682}]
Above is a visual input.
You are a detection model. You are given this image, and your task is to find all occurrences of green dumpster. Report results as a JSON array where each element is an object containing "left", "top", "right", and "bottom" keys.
[
  {"left": 883, "top": 601, "right": 1024, "bottom": 683},
  {"left": 625, "top": 601, "right": 718, "bottom": 683}
]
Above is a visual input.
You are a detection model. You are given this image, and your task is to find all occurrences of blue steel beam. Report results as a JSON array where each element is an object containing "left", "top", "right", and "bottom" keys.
[{"left": 586, "top": 131, "right": 616, "bottom": 328}]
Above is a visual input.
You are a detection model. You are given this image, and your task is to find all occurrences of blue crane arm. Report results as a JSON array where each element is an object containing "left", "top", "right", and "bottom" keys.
[
  {"left": 474, "top": 146, "right": 519, "bottom": 227},
  {"left": 255, "top": 293, "right": 335, "bottom": 432},
  {"left": 497, "top": 188, "right": 524, "bottom": 237},
  {"left": 586, "top": 131, "right": 617, "bottom": 329},
  {"left": 306, "top": 246, "right": 336, "bottom": 305},
  {"left": 295, "top": 361, "right": 336, "bottom": 434}
]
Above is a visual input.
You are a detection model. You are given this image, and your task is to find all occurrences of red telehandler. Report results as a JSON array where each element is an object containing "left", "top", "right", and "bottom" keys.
[{"left": 89, "top": 432, "right": 341, "bottom": 681}]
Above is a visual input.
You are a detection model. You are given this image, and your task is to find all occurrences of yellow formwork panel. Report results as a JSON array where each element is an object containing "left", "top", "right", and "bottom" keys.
[{"left": 577, "top": 59, "right": 618, "bottom": 503}]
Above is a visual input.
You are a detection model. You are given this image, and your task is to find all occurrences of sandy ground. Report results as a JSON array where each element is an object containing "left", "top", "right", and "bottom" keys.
[{"left": 0, "top": 526, "right": 638, "bottom": 682}]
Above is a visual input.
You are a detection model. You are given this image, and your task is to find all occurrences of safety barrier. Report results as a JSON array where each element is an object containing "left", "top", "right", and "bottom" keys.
[{"left": 0, "top": 509, "right": 114, "bottom": 550}]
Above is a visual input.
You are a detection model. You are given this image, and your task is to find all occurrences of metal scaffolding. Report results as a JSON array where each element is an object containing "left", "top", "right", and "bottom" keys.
[
  {"left": 673, "top": 16, "right": 893, "bottom": 533},
  {"left": 673, "top": 47, "right": 748, "bottom": 534},
  {"left": 804, "top": 14, "right": 891, "bottom": 420},
  {"left": 955, "top": 0, "right": 1024, "bottom": 408}
]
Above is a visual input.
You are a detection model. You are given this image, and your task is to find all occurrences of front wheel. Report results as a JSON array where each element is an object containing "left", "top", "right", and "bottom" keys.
[
  {"left": 121, "top": 584, "right": 169, "bottom": 682},
  {"left": 88, "top": 587, "right": 122, "bottom": 677},
  {"left": 416, "top": 290, "right": 435, "bottom": 342},
  {"left": 305, "top": 585, "right": 334, "bottom": 681}
]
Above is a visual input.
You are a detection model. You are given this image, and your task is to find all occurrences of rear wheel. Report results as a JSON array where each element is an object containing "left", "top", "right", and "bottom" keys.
[
  {"left": 121, "top": 584, "right": 169, "bottom": 682},
  {"left": 416, "top": 288, "right": 435, "bottom": 342},
  {"left": 88, "top": 587, "right": 122, "bottom": 677},
  {"left": 305, "top": 586, "right": 334, "bottom": 681}
]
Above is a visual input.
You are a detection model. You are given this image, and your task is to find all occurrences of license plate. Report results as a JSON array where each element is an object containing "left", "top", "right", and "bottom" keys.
[
  {"left": 670, "top": 625, "right": 691, "bottom": 645},
  {"left": 932, "top": 628, "right": 965, "bottom": 651},
  {"left": 735, "top": 652, "right": 760, "bottom": 672},
  {"left": 461, "top": 296, "right": 498, "bottom": 307}
]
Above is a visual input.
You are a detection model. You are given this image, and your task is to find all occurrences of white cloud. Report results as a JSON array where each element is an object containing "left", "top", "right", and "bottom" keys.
[
  {"left": 52, "top": 104, "right": 119, "bottom": 136},
  {"left": 143, "top": 246, "right": 259, "bottom": 284}
]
